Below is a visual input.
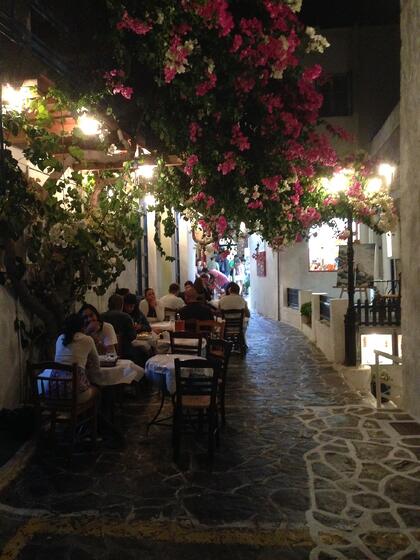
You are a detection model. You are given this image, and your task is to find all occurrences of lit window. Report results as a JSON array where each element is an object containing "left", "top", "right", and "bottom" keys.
[{"left": 308, "top": 219, "right": 346, "bottom": 272}]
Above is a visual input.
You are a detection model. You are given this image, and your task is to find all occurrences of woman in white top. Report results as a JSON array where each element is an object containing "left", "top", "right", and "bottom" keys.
[
  {"left": 79, "top": 303, "right": 117, "bottom": 354},
  {"left": 54, "top": 314, "right": 100, "bottom": 402},
  {"left": 139, "top": 288, "right": 165, "bottom": 322}
]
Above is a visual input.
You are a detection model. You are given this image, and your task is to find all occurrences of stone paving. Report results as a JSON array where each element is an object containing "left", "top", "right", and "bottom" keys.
[{"left": 0, "top": 315, "right": 420, "bottom": 559}]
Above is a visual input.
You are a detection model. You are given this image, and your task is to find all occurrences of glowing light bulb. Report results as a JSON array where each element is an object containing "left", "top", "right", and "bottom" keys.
[
  {"left": 77, "top": 113, "right": 102, "bottom": 136},
  {"left": 365, "top": 177, "right": 383, "bottom": 195},
  {"left": 135, "top": 165, "right": 156, "bottom": 179},
  {"left": 378, "top": 163, "right": 396, "bottom": 187}
]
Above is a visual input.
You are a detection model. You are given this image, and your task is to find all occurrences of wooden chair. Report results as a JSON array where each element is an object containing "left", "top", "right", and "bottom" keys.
[
  {"left": 196, "top": 319, "right": 225, "bottom": 339},
  {"left": 220, "top": 309, "right": 247, "bottom": 355},
  {"left": 170, "top": 332, "right": 204, "bottom": 355},
  {"left": 164, "top": 307, "right": 177, "bottom": 321},
  {"left": 27, "top": 361, "right": 99, "bottom": 452},
  {"left": 206, "top": 339, "right": 233, "bottom": 426},
  {"left": 172, "top": 358, "right": 219, "bottom": 462}
]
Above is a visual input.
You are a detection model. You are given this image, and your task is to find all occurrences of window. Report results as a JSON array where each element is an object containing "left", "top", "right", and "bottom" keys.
[
  {"left": 308, "top": 219, "right": 347, "bottom": 272},
  {"left": 320, "top": 73, "right": 352, "bottom": 117}
]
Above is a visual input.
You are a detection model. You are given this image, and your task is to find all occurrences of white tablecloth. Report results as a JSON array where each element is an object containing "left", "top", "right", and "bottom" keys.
[
  {"left": 132, "top": 332, "right": 171, "bottom": 354},
  {"left": 145, "top": 354, "right": 212, "bottom": 395},
  {"left": 89, "top": 359, "right": 144, "bottom": 386},
  {"left": 151, "top": 321, "right": 174, "bottom": 333}
]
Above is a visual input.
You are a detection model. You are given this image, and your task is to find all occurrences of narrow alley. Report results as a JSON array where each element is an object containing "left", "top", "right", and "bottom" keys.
[{"left": 1, "top": 315, "right": 420, "bottom": 560}]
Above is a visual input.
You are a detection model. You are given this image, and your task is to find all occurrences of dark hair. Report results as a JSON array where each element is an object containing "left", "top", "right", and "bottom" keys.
[
  {"left": 228, "top": 282, "right": 240, "bottom": 294},
  {"left": 78, "top": 303, "right": 100, "bottom": 321},
  {"left": 116, "top": 288, "right": 130, "bottom": 297},
  {"left": 62, "top": 314, "right": 84, "bottom": 346},
  {"left": 124, "top": 293, "right": 138, "bottom": 305},
  {"left": 108, "top": 293, "right": 124, "bottom": 310},
  {"left": 169, "top": 283, "right": 180, "bottom": 294},
  {"left": 184, "top": 280, "right": 194, "bottom": 288},
  {"left": 144, "top": 288, "right": 155, "bottom": 297}
]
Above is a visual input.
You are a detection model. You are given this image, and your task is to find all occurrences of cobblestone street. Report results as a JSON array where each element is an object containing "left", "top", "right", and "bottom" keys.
[{"left": 1, "top": 315, "right": 420, "bottom": 559}]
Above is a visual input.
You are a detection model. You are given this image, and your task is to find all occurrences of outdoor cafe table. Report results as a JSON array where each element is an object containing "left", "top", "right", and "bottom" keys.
[
  {"left": 145, "top": 353, "right": 212, "bottom": 432},
  {"left": 132, "top": 331, "right": 170, "bottom": 355},
  {"left": 88, "top": 358, "right": 144, "bottom": 386},
  {"left": 150, "top": 321, "right": 175, "bottom": 333}
]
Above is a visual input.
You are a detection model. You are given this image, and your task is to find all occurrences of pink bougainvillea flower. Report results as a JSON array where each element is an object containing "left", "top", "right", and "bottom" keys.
[
  {"left": 112, "top": 85, "right": 134, "bottom": 99},
  {"left": 216, "top": 215, "right": 228, "bottom": 235},
  {"left": 217, "top": 152, "right": 236, "bottom": 175},
  {"left": 247, "top": 200, "right": 264, "bottom": 209},
  {"left": 231, "top": 124, "right": 250, "bottom": 151},
  {"left": 262, "top": 175, "right": 281, "bottom": 191},
  {"left": 189, "top": 122, "right": 202, "bottom": 143},
  {"left": 196, "top": 71, "right": 217, "bottom": 96},
  {"left": 117, "top": 11, "right": 152, "bottom": 35},
  {"left": 184, "top": 154, "right": 199, "bottom": 176}
]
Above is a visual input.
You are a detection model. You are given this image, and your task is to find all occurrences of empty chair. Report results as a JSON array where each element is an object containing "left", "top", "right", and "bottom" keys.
[
  {"left": 172, "top": 358, "right": 219, "bottom": 462},
  {"left": 206, "top": 339, "right": 233, "bottom": 426},
  {"left": 220, "top": 309, "right": 246, "bottom": 355},
  {"left": 170, "top": 332, "right": 204, "bottom": 355},
  {"left": 27, "top": 361, "right": 99, "bottom": 452},
  {"left": 196, "top": 319, "right": 225, "bottom": 339}
]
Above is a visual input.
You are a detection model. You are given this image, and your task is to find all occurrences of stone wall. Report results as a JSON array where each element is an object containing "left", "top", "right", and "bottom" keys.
[{"left": 400, "top": 0, "right": 420, "bottom": 418}]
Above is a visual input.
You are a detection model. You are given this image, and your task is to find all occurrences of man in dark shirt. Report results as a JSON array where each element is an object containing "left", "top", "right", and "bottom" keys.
[
  {"left": 101, "top": 293, "right": 148, "bottom": 365},
  {"left": 123, "top": 293, "right": 151, "bottom": 333},
  {"left": 179, "top": 288, "right": 214, "bottom": 329}
]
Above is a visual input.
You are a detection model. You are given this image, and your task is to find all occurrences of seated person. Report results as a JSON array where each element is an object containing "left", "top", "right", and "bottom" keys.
[
  {"left": 179, "top": 288, "right": 215, "bottom": 329},
  {"left": 219, "top": 281, "right": 250, "bottom": 341},
  {"left": 159, "top": 283, "right": 185, "bottom": 311},
  {"left": 139, "top": 288, "right": 165, "bottom": 322},
  {"left": 179, "top": 280, "right": 194, "bottom": 302},
  {"left": 194, "top": 276, "right": 212, "bottom": 303},
  {"left": 54, "top": 314, "right": 100, "bottom": 403},
  {"left": 123, "top": 293, "right": 151, "bottom": 333},
  {"left": 101, "top": 294, "right": 137, "bottom": 360},
  {"left": 219, "top": 282, "right": 250, "bottom": 316},
  {"left": 79, "top": 303, "right": 117, "bottom": 354}
]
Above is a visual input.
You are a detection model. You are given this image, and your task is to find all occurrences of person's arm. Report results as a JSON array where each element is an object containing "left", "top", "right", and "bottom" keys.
[
  {"left": 86, "top": 338, "right": 101, "bottom": 376},
  {"left": 124, "top": 315, "right": 137, "bottom": 342},
  {"left": 139, "top": 299, "right": 148, "bottom": 317},
  {"left": 138, "top": 310, "right": 152, "bottom": 332},
  {"left": 102, "top": 323, "right": 117, "bottom": 353}
]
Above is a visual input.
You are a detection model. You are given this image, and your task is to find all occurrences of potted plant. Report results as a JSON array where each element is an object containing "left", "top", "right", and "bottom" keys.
[{"left": 300, "top": 302, "right": 312, "bottom": 326}]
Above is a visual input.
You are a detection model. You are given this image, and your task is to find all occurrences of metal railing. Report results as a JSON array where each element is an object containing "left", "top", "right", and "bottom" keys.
[
  {"left": 356, "top": 298, "right": 401, "bottom": 326},
  {"left": 287, "top": 288, "right": 300, "bottom": 310},
  {"left": 373, "top": 349, "right": 403, "bottom": 409}
]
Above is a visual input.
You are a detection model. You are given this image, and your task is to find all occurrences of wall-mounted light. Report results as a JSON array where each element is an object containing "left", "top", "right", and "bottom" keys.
[
  {"left": 135, "top": 165, "right": 156, "bottom": 180},
  {"left": 321, "top": 168, "right": 353, "bottom": 194},
  {"left": 1, "top": 80, "right": 37, "bottom": 112},
  {"left": 378, "top": 163, "right": 396, "bottom": 187},
  {"left": 77, "top": 113, "right": 102, "bottom": 136}
]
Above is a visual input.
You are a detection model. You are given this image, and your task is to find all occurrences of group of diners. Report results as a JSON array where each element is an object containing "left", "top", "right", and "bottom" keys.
[{"left": 52, "top": 280, "right": 249, "bottom": 401}]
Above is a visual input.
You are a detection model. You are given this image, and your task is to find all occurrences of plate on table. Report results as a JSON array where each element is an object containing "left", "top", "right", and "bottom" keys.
[{"left": 137, "top": 333, "right": 153, "bottom": 340}]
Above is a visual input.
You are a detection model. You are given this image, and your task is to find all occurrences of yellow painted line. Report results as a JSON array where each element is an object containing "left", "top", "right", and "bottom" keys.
[
  {"left": 0, "top": 515, "right": 314, "bottom": 559},
  {"left": 0, "top": 440, "right": 36, "bottom": 494}
]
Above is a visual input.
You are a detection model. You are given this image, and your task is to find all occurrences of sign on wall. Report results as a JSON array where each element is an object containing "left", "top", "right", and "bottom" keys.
[{"left": 256, "top": 250, "right": 266, "bottom": 277}]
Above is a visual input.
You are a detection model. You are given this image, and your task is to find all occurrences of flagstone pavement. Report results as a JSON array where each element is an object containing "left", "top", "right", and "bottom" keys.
[{"left": 1, "top": 314, "right": 420, "bottom": 559}]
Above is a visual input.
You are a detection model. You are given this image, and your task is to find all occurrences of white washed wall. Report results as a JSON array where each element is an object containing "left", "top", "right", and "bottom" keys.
[
  {"left": 248, "top": 235, "right": 279, "bottom": 320},
  {"left": 0, "top": 288, "right": 30, "bottom": 409},
  {"left": 400, "top": 0, "right": 420, "bottom": 419}
]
